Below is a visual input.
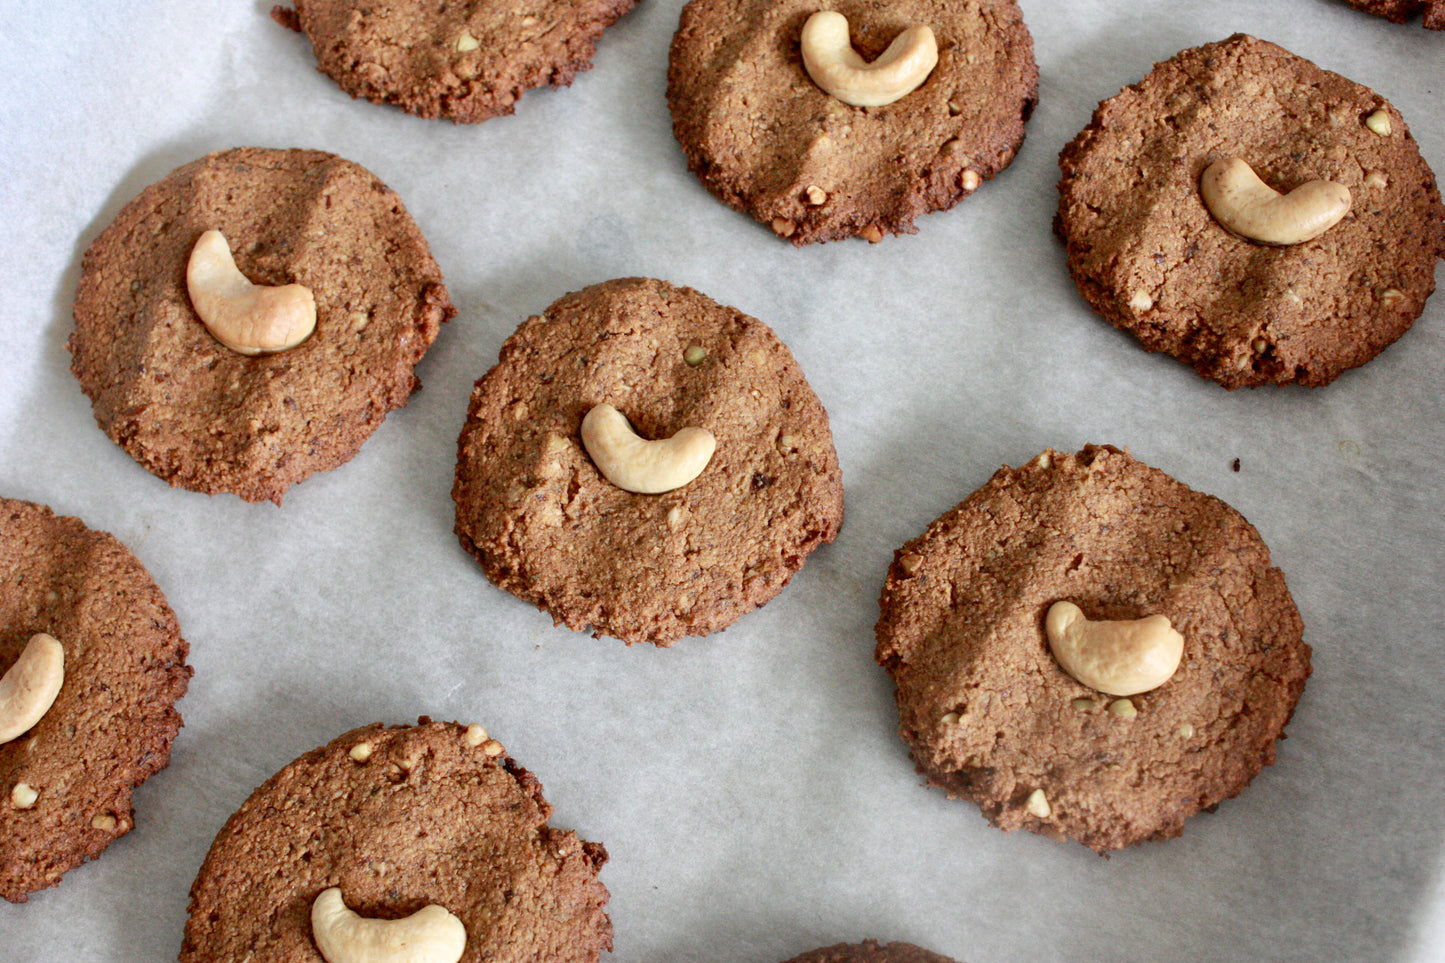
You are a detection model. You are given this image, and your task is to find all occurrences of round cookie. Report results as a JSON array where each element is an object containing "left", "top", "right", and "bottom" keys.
[
  {"left": 181, "top": 720, "right": 611, "bottom": 962},
  {"left": 874, "top": 446, "right": 1312, "bottom": 853},
  {"left": 275, "top": 0, "right": 638, "bottom": 123},
  {"left": 1, "top": 498, "right": 191, "bottom": 902},
  {"left": 70, "top": 147, "right": 454, "bottom": 504},
  {"left": 453, "top": 277, "right": 844, "bottom": 646},
  {"left": 667, "top": 0, "right": 1038, "bottom": 245},
  {"left": 783, "top": 940, "right": 962, "bottom": 963},
  {"left": 1056, "top": 34, "right": 1445, "bottom": 388},
  {"left": 1340, "top": 0, "right": 1445, "bottom": 28}
]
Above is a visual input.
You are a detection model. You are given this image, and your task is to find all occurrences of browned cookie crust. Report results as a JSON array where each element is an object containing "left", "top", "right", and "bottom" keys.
[
  {"left": 875, "top": 446, "right": 1311, "bottom": 853},
  {"left": 1056, "top": 35, "right": 1445, "bottom": 388},
  {"left": 453, "top": 277, "right": 844, "bottom": 646},
  {"left": 667, "top": 0, "right": 1038, "bottom": 245},
  {"left": 181, "top": 720, "right": 611, "bottom": 962},
  {"left": 278, "top": 0, "right": 638, "bottom": 123},
  {"left": 783, "top": 940, "right": 962, "bottom": 963},
  {"left": 1340, "top": 0, "right": 1445, "bottom": 28},
  {"left": 70, "top": 147, "right": 453, "bottom": 504},
  {"left": 1, "top": 499, "right": 191, "bottom": 902}
]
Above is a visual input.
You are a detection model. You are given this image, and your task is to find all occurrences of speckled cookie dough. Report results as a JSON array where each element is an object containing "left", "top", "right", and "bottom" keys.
[
  {"left": 275, "top": 0, "right": 638, "bottom": 122},
  {"left": 70, "top": 147, "right": 453, "bottom": 503},
  {"left": 1, "top": 498, "right": 190, "bottom": 902},
  {"left": 668, "top": 0, "right": 1037, "bottom": 244},
  {"left": 453, "top": 277, "right": 844, "bottom": 646},
  {"left": 1056, "top": 35, "right": 1445, "bottom": 388},
  {"left": 875, "top": 446, "right": 1311, "bottom": 853},
  {"left": 182, "top": 720, "right": 611, "bottom": 962}
]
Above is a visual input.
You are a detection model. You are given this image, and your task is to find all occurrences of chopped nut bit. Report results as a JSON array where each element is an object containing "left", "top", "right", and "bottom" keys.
[
  {"left": 1364, "top": 109, "right": 1392, "bottom": 137},
  {"left": 482, "top": 739, "right": 505, "bottom": 757},
  {"left": 1175, "top": 722, "right": 1195, "bottom": 739},
  {"left": 771, "top": 217, "right": 796, "bottom": 237},
  {"left": 1128, "top": 290, "right": 1153, "bottom": 311},
  {"left": 92, "top": 813, "right": 118, "bottom": 832},
  {"left": 860, "top": 224, "right": 884, "bottom": 243},
  {"left": 349, "top": 742, "right": 374, "bottom": 762},
  {"left": 899, "top": 553, "right": 923, "bottom": 576},
  {"left": 804, "top": 185, "right": 827, "bottom": 206},
  {"left": 1026, "top": 788, "right": 1051, "bottom": 818},
  {"left": 464, "top": 724, "right": 488, "bottom": 746},
  {"left": 960, "top": 169, "right": 981, "bottom": 191},
  {"left": 1107, "top": 698, "right": 1137, "bottom": 719},
  {"left": 1380, "top": 288, "right": 1405, "bottom": 306},
  {"left": 11, "top": 783, "right": 38, "bottom": 809},
  {"left": 457, "top": 31, "right": 480, "bottom": 52},
  {"left": 683, "top": 345, "right": 707, "bottom": 366},
  {"left": 1070, "top": 697, "right": 1095, "bottom": 712},
  {"left": 940, "top": 711, "right": 960, "bottom": 726}
]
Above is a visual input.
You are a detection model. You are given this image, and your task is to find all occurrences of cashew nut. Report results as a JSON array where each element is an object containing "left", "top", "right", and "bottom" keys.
[
  {"left": 0, "top": 633, "right": 64, "bottom": 745},
  {"left": 800, "top": 11, "right": 938, "bottom": 108},
  {"left": 580, "top": 403, "right": 716, "bottom": 494},
  {"left": 1199, "top": 158, "right": 1351, "bottom": 246},
  {"left": 311, "top": 887, "right": 466, "bottom": 963},
  {"left": 1045, "top": 601, "right": 1183, "bottom": 697},
  {"left": 187, "top": 229, "right": 317, "bottom": 355}
]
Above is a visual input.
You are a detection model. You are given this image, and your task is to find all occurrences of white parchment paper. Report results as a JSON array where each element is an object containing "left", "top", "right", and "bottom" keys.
[{"left": 1, "top": 1, "right": 1443, "bottom": 960}]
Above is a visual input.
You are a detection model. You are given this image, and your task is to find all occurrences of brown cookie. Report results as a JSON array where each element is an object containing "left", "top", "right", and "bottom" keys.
[
  {"left": 667, "top": 0, "right": 1038, "bottom": 244},
  {"left": 181, "top": 720, "right": 611, "bottom": 962},
  {"left": 70, "top": 147, "right": 454, "bottom": 504},
  {"left": 1, "top": 498, "right": 191, "bottom": 902},
  {"left": 783, "top": 940, "right": 962, "bottom": 963},
  {"left": 275, "top": 0, "right": 638, "bottom": 123},
  {"left": 1056, "top": 35, "right": 1445, "bottom": 388},
  {"left": 1339, "top": 0, "right": 1445, "bottom": 28},
  {"left": 874, "top": 446, "right": 1312, "bottom": 853},
  {"left": 453, "top": 277, "right": 844, "bottom": 646}
]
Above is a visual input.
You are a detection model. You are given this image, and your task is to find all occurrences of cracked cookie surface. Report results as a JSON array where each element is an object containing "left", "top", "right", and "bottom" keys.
[
  {"left": 70, "top": 147, "right": 453, "bottom": 503},
  {"left": 1, "top": 498, "right": 190, "bottom": 902},
  {"left": 182, "top": 720, "right": 611, "bottom": 962},
  {"left": 1056, "top": 34, "right": 1445, "bottom": 388},
  {"left": 453, "top": 277, "right": 843, "bottom": 646},
  {"left": 874, "top": 446, "right": 1311, "bottom": 853},
  {"left": 667, "top": 0, "right": 1037, "bottom": 245},
  {"left": 278, "top": 0, "right": 638, "bottom": 122}
]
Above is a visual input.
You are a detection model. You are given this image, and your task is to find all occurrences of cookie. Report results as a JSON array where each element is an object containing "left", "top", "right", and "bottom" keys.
[
  {"left": 274, "top": 0, "right": 638, "bottom": 123},
  {"left": 1056, "top": 34, "right": 1445, "bottom": 388},
  {"left": 70, "top": 147, "right": 453, "bottom": 504},
  {"left": 667, "top": 0, "right": 1038, "bottom": 244},
  {"left": 1, "top": 498, "right": 191, "bottom": 902},
  {"left": 783, "top": 940, "right": 962, "bottom": 963},
  {"left": 1340, "top": 0, "right": 1445, "bottom": 28},
  {"left": 874, "top": 446, "right": 1312, "bottom": 853},
  {"left": 453, "top": 277, "right": 844, "bottom": 646},
  {"left": 181, "top": 720, "right": 611, "bottom": 962}
]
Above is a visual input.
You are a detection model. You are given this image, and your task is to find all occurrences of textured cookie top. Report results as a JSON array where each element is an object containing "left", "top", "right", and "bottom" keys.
[
  {"left": 70, "top": 147, "right": 453, "bottom": 503},
  {"left": 1342, "top": 0, "right": 1444, "bottom": 28},
  {"left": 667, "top": 0, "right": 1037, "bottom": 244},
  {"left": 783, "top": 940, "right": 961, "bottom": 963},
  {"left": 0, "top": 498, "right": 191, "bottom": 902},
  {"left": 453, "top": 277, "right": 844, "bottom": 646},
  {"left": 281, "top": 0, "right": 637, "bottom": 122},
  {"left": 181, "top": 720, "right": 611, "bottom": 962},
  {"left": 875, "top": 446, "right": 1312, "bottom": 853},
  {"left": 1057, "top": 34, "right": 1445, "bottom": 388}
]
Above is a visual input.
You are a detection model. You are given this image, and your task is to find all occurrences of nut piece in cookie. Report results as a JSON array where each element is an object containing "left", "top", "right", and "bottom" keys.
[
  {"left": 70, "top": 147, "right": 454, "bottom": 504},
  {"left": 182, "top": 720, "right": 612, "bottom": 962},
  {"left": 453, "top": 277, "right": 844, "bottom": 646},
  {"left": 276, "top": 0, "right": 639, "bottom": 122},
  {"left": 875, "top": 446, "right": 1311, "bottom": 852},
  {"left": 1056, "top": 34, "right": 1445, "bottom": 388},
  {"left": 668, "top": 0, "right": 1038, "bottom": 244},
  {"left": 1, "top": 499, "right": 191, "bottom": 902}
]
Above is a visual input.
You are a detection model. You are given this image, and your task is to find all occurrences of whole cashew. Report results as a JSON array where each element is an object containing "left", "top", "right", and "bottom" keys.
[
  {"left": 311, "top": 887, "right": 466, "bottom": 963},
  {"left": 580, "top": 403, "right": 716, "bottom": 494},
  {"left": 1045, "top": 601, "right": 1183, "bottom": 697},
  {"left": 800, "top": 11, "right": 938, "bottom": 108},
  {"left": 186, "top": 229, "right": 317, "bottom": 355},
  {"left": 1200, "top": 158, "right": 1351, "bottom": 246},
  {"left": 0, "top": 633, "right": 64, "bottom": 745}
]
